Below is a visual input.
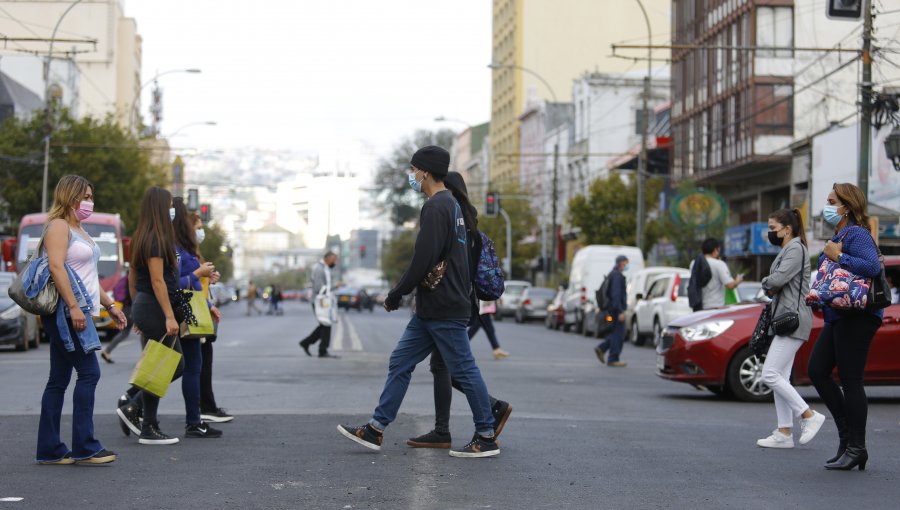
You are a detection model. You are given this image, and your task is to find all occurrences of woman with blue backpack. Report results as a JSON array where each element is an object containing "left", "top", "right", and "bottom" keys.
[{"left": 405, "top": 171, "right": 512, "bottom": 449}]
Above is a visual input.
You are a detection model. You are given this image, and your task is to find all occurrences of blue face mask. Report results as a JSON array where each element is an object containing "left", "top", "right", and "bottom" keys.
[
  {"left": 408, "top": 172, "right": 423, "bottom": 193},
  {"left": 169, "top": 207, "right": 176, "bottom": 221},
  {"left": 823, "top": 205, "right": 842, "bottom": 226},
  {"left": 622, "top": 264, "right": 630, "bottom": 272}
]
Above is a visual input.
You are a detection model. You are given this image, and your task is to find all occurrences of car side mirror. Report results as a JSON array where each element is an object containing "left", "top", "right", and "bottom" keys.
[{"left": 635, "top": 293, "right": 643, "bottom": 301}]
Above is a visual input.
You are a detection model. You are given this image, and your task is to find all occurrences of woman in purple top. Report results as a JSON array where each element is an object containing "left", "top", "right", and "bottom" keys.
[{"left": 807, "top": 183, "right": 883, "bottom": 471}]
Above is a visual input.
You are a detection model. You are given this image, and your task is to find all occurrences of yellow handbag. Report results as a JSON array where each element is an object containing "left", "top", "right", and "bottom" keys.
[
  {"left": 179, "top": 290, "right": 215, "bottom": 339},
  {"left": 128, "top": 336, "right": 182, "bottom": 397}
]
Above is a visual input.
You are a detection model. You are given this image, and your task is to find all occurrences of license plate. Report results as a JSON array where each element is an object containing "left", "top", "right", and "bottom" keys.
[
  {"left": 656, "top": 354, "right": 665, "bottom": 371},
  {"left": 339, "top": 297, "right": 349, "bottom": 302}
]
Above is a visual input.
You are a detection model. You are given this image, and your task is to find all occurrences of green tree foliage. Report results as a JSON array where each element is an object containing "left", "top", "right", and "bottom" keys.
[
  {"left": 373, "top": 128, "right": 457, "bottom": 226},
  {"left": 199, "top": 223, "right": 234, "bottom": 282},
  {"left": 256, "top": 269, "right": 308, "bottom": 290},
  {"left": 0, "top": 109, "right": 166, "bottom": 233},
  {"left": 568, "top": 173, "right": 666, "bottom": 255},
  {"left": 380, "top": 230, "right": 416, "bottom": 285},
  {"left": 477, "top": 184, "right": 540, "bottom": 280}
]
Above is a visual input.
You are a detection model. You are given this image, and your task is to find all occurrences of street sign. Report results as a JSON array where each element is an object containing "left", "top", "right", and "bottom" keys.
[{"left": 826, "top": 0, "right": 864, "bottom": 20}]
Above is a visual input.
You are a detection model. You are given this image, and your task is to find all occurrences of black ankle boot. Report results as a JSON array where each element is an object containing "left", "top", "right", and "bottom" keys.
[
  {"left": 825, "top": 428, "right": 867, "bottom": 471},
  {"left": 826, "top": 416, "right": 848, "bottom": 464}
]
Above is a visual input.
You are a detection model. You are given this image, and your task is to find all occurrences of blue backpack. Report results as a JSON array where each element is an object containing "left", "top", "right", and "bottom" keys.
[{"left": 474, "top": 231, "right": 505, "bottom": 301}]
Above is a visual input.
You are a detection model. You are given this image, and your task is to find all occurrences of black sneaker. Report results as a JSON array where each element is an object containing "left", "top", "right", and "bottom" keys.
[
  {"left": 75, "top": 449, "right": 117, "bottom": 465},
  {"left": 406, "top": 429, "right": 451, "bottom": 449},
  {"left": 116, "top": 402, "right": 142, "bottom": 436},
  {"left": 492, "top": 400, "right": 513, "bottom": 438},
  {"left": 200, "top": 408, "right": 234, "bottom": 423},
  {"left": 116, "top": 395, "right": 131, "bottom": 436},
  {"left": 138, "top": 423, "right": 179, "bottom": 445},
  {"left": 594, "top": 346, "right": 606, "bottom": 365},
  {"left": 449, "top": 433, "right": 500, "bottom": 458},
  {"left": 337, "top": 423, "right": 383, "bottom": 451},
  {"left": 299, "top": 341, "right": 312, "bottom": 357},
  {"left": 185, "top": 422, "right": 223, "bottom": 438}
]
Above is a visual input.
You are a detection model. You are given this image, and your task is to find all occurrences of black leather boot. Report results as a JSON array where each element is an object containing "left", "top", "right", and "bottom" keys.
[
  {"left": 825, "top": 416, "right": 848, "bottom": 464},
  {"left": 824, "top": 427, "right": 868, "bottom": 471}
]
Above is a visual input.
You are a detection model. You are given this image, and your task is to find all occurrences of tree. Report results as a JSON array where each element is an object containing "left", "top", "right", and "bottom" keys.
[
  {"left": 199, "top": 223, "right": 234, "bottom": 282},
  {"left": 0, "top": 109, "right": 166, "bottom": 233},
  {"left": 568, "top": 173, "right": 666, "bottom": 255},
  {"left": 381, "top": 229, "right": 416, "bottom": 285},
  {"left": 373, "top": 128, "right": 457, "bottom": 226},
  {"left": 477, "top": 183, "right": 541, "bottom": 280}
]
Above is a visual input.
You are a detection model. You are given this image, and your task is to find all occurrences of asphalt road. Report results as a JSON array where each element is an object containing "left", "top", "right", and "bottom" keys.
[{"left": 1, "top": 301, "right": 898, "bottom": 509}]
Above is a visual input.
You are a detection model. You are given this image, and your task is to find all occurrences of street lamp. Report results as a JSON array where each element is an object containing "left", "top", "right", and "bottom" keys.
[
  {"left": 166, "top": 121, "right": 217, "bottom": 138},
  {"left": 127, "top": 68, "right": 202, "bottom": 132},
  {"left": 488, "top": 61, "right": 559, "bottom": 283},
  {"left": 634, "top": 0, "right": 653, "bottom": 256},
  {"left": 886, "top": 126, "right": 900, "bottom": 172}
]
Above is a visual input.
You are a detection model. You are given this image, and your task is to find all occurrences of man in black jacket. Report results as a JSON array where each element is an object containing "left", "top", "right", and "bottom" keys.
[
  {"left": 595, "top": 255, "right": 629, "bottom": 367},
  {"left": 337, "top": 146, "right": 498, "bottom": 458}
]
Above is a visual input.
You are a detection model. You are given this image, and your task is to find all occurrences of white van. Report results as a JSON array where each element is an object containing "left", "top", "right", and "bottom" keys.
[{"left": 563, "top": 245, "right": 645, "bottom": 334}]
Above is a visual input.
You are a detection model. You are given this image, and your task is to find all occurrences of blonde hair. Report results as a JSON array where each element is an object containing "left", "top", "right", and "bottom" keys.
[{"left": 47, "top": 175, "right": 93, "bottom": 223}]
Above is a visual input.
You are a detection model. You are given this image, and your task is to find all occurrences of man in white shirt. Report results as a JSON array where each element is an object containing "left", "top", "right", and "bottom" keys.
[{"left": 699, "top": 238, "right": 742, "bottom": 309}]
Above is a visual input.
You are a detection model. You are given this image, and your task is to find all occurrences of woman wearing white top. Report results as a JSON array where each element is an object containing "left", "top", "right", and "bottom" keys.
[{"left": 35, "top": 175, "right": 127, "bottom": 465}]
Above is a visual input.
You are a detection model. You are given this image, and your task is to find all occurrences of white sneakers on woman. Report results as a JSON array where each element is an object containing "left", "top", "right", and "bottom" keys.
[{"left": 757, "top": 410, "right": 826, "bottom": 448}]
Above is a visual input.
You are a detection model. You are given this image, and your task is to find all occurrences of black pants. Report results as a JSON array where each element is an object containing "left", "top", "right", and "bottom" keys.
[
  {"left": 429, "top": 313, "right": 497, "bottom": 434},
  {"left": 300, "top": 304, "right": 331, "bottom": 355},
  {"left": 200, "top": 339, "right": 217, "bottom": 413},
  {"left": 808, "top": 313, "right": 881, "bottom": 438},
  {"left": 129, "top": 292, "right": 185, "bottom": 427}
]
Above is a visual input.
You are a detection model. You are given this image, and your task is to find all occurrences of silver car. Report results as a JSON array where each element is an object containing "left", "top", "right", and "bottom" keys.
[
  {"left": 514, "top": 287, "right": 557, "bottom": 323},
  {"left": 495, "top": 280, "right": 531, "bottom": 321}
]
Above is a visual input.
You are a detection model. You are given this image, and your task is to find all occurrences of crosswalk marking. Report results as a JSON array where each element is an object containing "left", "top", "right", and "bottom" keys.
[
  {"left": 332, "top": 314, "right": 344, "bottom": 351},
  {"left": 330, "top": 313, "right": 363, "bottom": 352}
]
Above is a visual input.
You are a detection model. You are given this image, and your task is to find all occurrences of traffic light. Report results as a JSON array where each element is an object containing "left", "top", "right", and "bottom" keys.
[
  {"left": 187, "top": 188, "right": 199, "bottom": 211},
  {"left": 485, "top": 192, "right": 500, "bottom": 217},
  {"left": 827, "top": 0, "right": 864, "bottom": 20},
  {"left": 359, "top": 244, "right": 366, "bottom": 259},
  {"left": 199, "top": 203, "right": 211, "bottom": 223}
]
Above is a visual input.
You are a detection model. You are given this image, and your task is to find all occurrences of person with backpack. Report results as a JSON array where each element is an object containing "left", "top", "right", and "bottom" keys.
[
  {"left": 692, "top": 238, "right": 742, "bottom": 310},
  {"left": 594, "top": 255, "right": 629, "bottom": 367},
  {"left": 100, "top": 270, "right": 134, "bottom": 364},
  {"left": 405, "top": 171, "right": 512, "bottom": 450},
  {"left": 337, "top": 146, "right": 500, "bottom": 458}
]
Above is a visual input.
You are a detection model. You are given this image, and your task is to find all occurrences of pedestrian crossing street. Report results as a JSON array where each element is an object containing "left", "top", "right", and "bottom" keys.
[{"left": 330, "top": 312, "right": 364, "bottom": 352}]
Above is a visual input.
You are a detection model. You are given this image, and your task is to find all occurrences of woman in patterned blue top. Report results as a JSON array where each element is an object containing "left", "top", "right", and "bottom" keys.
[{"left": 807, "top": 183, "right": 882, "bottom": 471}]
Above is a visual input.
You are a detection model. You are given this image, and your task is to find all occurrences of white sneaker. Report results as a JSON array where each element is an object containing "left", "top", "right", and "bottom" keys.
[
  {"left": 756, "top": 430, "right": 794, "bottom": 448},
  {"left": 799, "top": 411, "right": 826, "bottom": 445}
]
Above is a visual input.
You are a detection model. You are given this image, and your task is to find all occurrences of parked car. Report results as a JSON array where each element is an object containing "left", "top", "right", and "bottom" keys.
[
  {"left": 0, "top": 272, "right": 40, "bottom": 351},
  {"left": 564, "top": 245, "right": 645, "bottom": 334},
  {"left": 545, "top": 287, "right": 566, "bottom": 330},
  {"left": 514, "top": 287, "right": 556, "bottom": 323},
  {"left": 624, "top": 267, "right": 687, "bottom": 344},
  {"left": 656, "top": 257, "right": 900, "bottom": 402},
  {"left": 209, "top": 284, "right": 234, "bottom": 306},
  {"left": 629, "top": 270, "right": 691, "bottom": 347},
  {"left": 733, "top": 281, "right": 763, "bottom": 304},
  {"left": 495, "top": 280, "right": 531, "bottom": 321},
  {"left": 334, "top": 287, "right": 375, "bottom": 312}
]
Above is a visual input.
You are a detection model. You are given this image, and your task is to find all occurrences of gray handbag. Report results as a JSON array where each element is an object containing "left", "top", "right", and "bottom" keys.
[{"left": 6, "top": 227, "right": 62, "bottom": 316}]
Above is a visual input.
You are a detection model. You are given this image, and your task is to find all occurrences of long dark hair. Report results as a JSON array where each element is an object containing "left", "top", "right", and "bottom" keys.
[
  {"left": 768, "top": 208, "right": 808, "bottom": 247},
  {"left": 172, "top": 197, "right": 199, "bottom": 257},
  {"left": 444, "top": 171, "right": 478, "bottom": 234},
  {"left": 833, "top": 182, "right": 872, "bottom": 233},
  {"left": 131, "top": 187, "right": 177, "bottom": 270}
]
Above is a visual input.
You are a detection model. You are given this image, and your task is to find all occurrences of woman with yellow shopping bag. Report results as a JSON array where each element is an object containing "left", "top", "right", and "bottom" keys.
[
  {"left": 115, "top": 187, "right": 187, "bottom": 445},
  {"left": 171, "top": 198, "right": 222, "bottom": 438}
]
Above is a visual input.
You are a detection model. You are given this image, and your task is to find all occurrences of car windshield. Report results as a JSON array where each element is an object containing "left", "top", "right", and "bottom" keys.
[
  {"left": 505, "top": 285, "right": 528, "bottom": 296},
  {"left": 527, "top": 288, "right": 556, "bottom": 298}
]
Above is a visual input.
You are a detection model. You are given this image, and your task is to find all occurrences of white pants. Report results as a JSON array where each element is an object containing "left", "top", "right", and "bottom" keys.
[{"left": 761, "top": 336, "right": 809, "bottom": 429}]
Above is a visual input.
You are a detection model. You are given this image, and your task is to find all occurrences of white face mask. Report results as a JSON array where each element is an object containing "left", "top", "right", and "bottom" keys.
[{"left": 196, "top": 228, "right": 206, "bottom": 244}]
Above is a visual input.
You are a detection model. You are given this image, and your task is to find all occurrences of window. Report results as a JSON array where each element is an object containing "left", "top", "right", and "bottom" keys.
[
  {"left": 756, "top": 6, "right": 793, "bottom": 58},
  {"left": 754, "top": 83, "right": 793, "bottom": 135}
]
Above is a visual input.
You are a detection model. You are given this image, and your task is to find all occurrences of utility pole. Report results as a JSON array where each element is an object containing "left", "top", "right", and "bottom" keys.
[
  {"left": 858, "top": 0, "right": 873, "bottom": 196},
  {"left": 549, "top": 142, "right": 559, "bottom": 282},
  {"left": 635, "top": 0, "right": 652, "bottom": 255},
  {"left": 499, "top": 207, "right": 512, "bottom": 277}
]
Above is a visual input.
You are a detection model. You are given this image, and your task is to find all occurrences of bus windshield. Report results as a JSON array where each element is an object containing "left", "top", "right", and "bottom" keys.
[{"left": 18, "top": 223, "right": 120, "bottom": 280}]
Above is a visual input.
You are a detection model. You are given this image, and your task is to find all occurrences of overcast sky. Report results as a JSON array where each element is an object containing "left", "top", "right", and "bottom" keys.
[{"left": 124, "top": 0, "right": 492, "bottom": 156}]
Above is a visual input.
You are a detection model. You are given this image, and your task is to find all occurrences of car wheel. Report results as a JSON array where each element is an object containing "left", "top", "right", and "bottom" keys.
[
  {"left": 652, "top": 318, "right": 663, "bottom": 348},
  {"left": 629, "top": 319, "right": 645, "bottom": 346},
  {"left": 514, "top": 311, "right": 523, "bottom": 323},
  {"left": 726, "top": 345, "right": 774, "bottom": 403}
]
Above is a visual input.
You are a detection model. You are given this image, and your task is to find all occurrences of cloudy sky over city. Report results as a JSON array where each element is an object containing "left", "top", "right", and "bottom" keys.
[{"left": 125, "top": 0, "right": 492, "bottom": 156}]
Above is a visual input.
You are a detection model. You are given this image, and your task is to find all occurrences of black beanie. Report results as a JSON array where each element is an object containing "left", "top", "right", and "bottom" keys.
[{"left": 410, "top": 145, "right": 450, "bottom": 177}]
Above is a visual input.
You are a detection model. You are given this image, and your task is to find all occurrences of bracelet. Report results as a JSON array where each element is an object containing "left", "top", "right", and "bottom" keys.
[{"left": 105, "top": 304, "right": 117, "bottom": 312}]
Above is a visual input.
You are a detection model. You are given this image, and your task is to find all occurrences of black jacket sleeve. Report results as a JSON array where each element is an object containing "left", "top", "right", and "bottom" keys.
[
  {"left": 386, "top": 201, "right": 450, "bottom": 306},
  {"left": 609, "top": 271, "right": 627, "bottom": 315}
]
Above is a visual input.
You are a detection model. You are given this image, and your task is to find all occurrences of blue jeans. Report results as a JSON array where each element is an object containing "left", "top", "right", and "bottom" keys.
[
  {"left": 597, "top": 315, "right": 626, "bottom": 363},
  {"left": 370, "top": 315, "right": 495, "bottom": 436},
  {"left": 180, "top": 338, "right": 202, "bottom": 425},
  {"left": 36, "top": 316, "right": 103, "bottom": 461}
]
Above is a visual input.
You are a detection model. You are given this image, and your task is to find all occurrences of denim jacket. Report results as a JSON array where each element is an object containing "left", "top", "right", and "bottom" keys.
[{"left": 23, "top": 255, "right": 100, "bottom": 353}]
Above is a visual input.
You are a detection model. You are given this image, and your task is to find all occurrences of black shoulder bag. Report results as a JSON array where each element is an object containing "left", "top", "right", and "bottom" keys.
[{"left": 750, "top": 244, "right": 805, "bottom": 358}]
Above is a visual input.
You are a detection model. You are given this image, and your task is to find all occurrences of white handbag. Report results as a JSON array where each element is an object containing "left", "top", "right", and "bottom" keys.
[{"left": 313, "top": 265, "right": 335, "bottom": 326}]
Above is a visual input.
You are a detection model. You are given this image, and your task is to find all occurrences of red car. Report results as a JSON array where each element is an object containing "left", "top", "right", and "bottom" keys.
[{"left": 657, "top": 256, "right": 900, "bottom": 402}]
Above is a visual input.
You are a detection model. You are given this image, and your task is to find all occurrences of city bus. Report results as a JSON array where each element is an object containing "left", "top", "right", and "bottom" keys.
[{"left": 11, "top": 212, "right": 130, "bottom": 340}]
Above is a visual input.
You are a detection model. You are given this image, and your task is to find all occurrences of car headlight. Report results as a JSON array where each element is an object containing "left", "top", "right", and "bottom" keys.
[
  {"left": 0, "top": 304, "right": 22, "bottom": 320},
  {"left": 680, "top": 320, "right": 734, "bottom": 341}
]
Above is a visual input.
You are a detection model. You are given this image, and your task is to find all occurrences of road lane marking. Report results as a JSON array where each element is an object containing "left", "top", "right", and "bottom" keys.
[{"left": 346, "top": 315, "right": 363, "bottom": 351}]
